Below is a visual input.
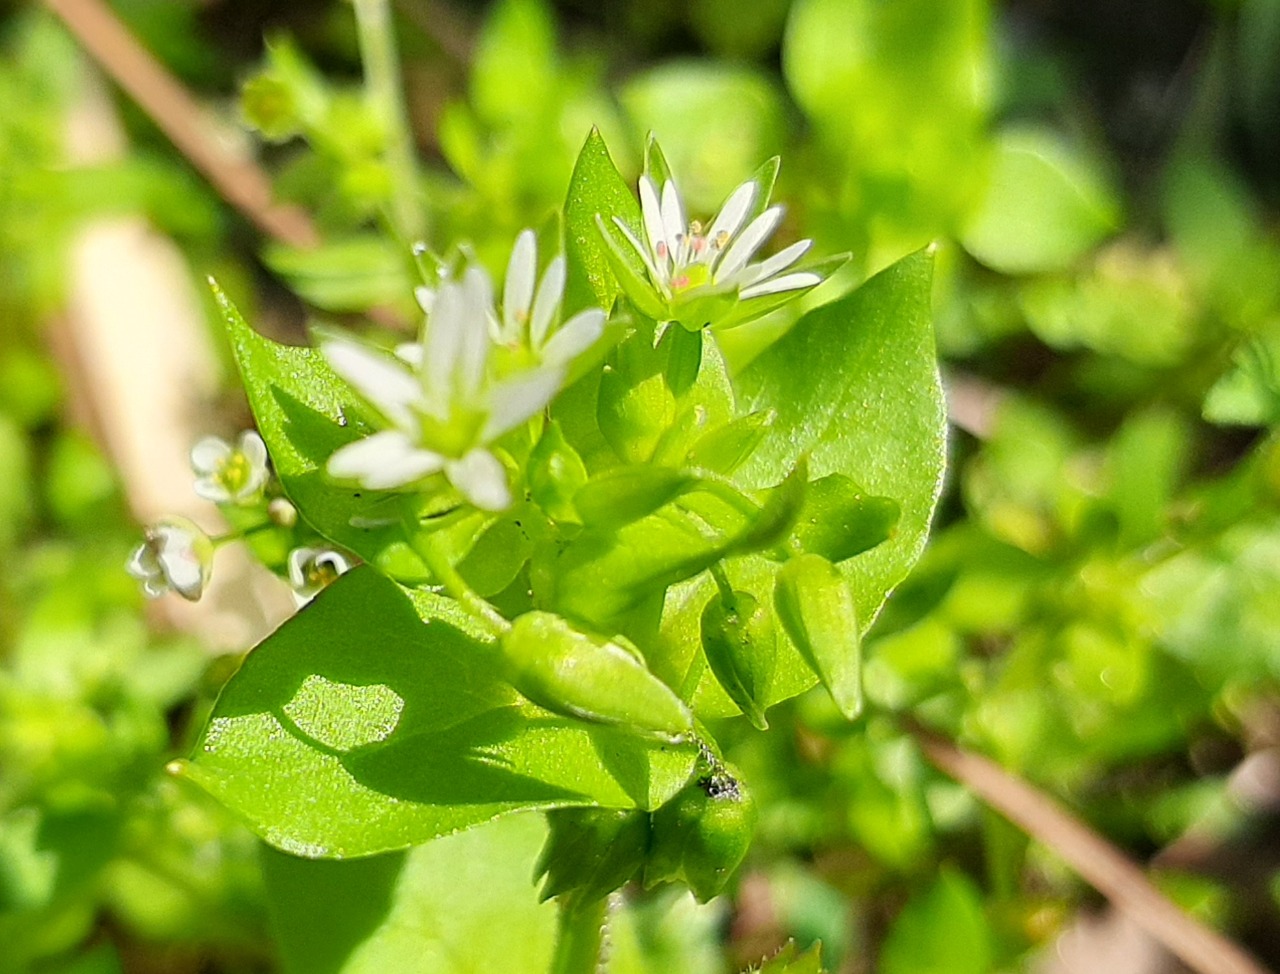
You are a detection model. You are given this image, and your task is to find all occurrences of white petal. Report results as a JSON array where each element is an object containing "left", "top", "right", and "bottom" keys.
[
  {"left": 737, "top": 239, "right": 812, "bottom": 288},
  {"left": 660, "top": 180, "right": 686, "bottom": 260},
  {"left": 706, "top": 181, "right": 757, "bottom": 246},
  {"left": 716, "top": 206, "right": 784, "bottom": 280},
  {"left": 739, "top": 271, "right": 823, "bottom": 299},
  {"left": 239, "top": 431, "right": 268, "bottom": 467},
  {"left": 480, "top": 366, "right": 566, "bottom": 440},
  {"left": 424, "top": 280, "right": 465, "bottom": 403},
  {"left": 639, "top": 175, "right": 668, "bottom": 275},
  {"left": 126, "top": 542, "right": 158, "bottom": 580},
  {"left": 542, "top": 309, "right": 605, "bottom": 365},
  {"left": 190, "top": 436, "right": 231, "bottom": 475},
  {"left": 193, "top": 477, "right": 232, "bottom": 504},
  {"left": 456, "top": 267, "right": 495, "bottom": 399},
  {"left": 394, "top": 342, "right": 425, "bottom": 368},
  {"left": 414, "top": 285, "right": 435, "bottom": 314},
  {"left": 155, "top": 527, "right": 205, "bottom": 600},
  {"left": 315, "top": 550, "right": 352, "bottom": 575},
  {"left": 327, "top": 431, "right": 445, "bottom": 490},
  {"left": 140, "top": 575, "right": 169, "bottom": 599},
  {"left": 612, "top": 216, "right": 662, "bottom": 282},
  {"left": 503, "top": 229, "right": 537, "bottom": 335},
  {"left": 530, "top": 255, "right": 566, "bottom": 349},
  {"left": 287, "top": 546, "right": 316, "bottom": 589},
  {"left": 322, "top": 338, "right": 422, "bottom": 430},
  {"left": 446, "top": 450, "right": 511, "bottom": 511}
]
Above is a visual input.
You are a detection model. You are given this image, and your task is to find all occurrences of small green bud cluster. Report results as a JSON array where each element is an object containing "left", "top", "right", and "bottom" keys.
[{"left": 536, "top": 760, "right": 757, "bottom": 905}]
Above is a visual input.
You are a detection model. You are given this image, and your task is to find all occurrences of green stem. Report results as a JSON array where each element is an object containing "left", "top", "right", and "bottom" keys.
[
  {"left": 352, "top": 0, "right": 426, "bottom": 244},
  {"left": 549, "top": 893, "right": 609, "bottom": 974}
]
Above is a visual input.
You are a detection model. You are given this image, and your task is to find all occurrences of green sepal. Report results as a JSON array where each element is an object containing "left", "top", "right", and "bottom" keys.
[
  {"left": 643, "top": 133, "right": 675, "bottom": 188},
  {"left": 773, "top": 554, "right": 862, "bottom": 720},
  {"left": 595, "top": 215, "right": 670, "bottom": 321},
  {"left": 500, "top": 611, "right": 694, "bottom": 741},
  {"left": 781, "top": 473, "right": 901, "bottom": 563},
  {"left": 535, "top": 808, "right": 649, "bottom": 903},
  {"left": 700, "top": 590, "right": 775, "bottom": 730},
  {"left": 528, "top": 421, "right": 588, "bottom": 524}
]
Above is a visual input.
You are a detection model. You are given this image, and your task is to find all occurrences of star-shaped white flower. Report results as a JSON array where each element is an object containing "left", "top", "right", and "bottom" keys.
[
  {"left": 597, "top": 155, "right": 841, "bottom": 330},
  {"left": 126, "top": 516, "right": 214, "bottom": 601},
  {"left": 321, "top": 237, "right": 605, "bottom": 511},
  {"left": 190, "top": 431, "right": 269, "bottom": 505}
]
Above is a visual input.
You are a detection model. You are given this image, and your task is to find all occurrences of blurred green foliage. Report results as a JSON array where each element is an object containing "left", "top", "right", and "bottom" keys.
[{"left": 3, "top": 0, "right": 1280, "bottom": 970}]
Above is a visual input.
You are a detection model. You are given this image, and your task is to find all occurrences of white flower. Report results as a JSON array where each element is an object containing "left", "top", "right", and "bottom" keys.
[
  {"left": 321, "top": 239, "right": 604, "bottom": 510},
  {"left": 190, "top": 431, "right": 269, "bottom": 505},
  {"left": 287, "top": 546, "right": 352, "bottom": 602},
  {"left": 126, "top": 516, "right": 214, "bottom": 601},
  {"left": 597, "top": 160, "right": 839, "bottom": 330}
]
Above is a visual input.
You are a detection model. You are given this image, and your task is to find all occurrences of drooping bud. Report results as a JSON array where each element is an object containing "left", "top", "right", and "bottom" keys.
[
  {"left": 527, "top": 421, "right": 588, "bottom": 524},
  {"left": 536, "top": 808, "right": 649, "bottom": 903},
  {"left": 500, "top": 611, "right": 694, "bottom": 741},
  {"left": 573, "top": 466, "right": 695, "bottom": 528},
  {"left": 700, "top": 590, "right": 775, "bottom": 730},
  {"left": 686, "top": 409, "right": 775, "bottom": 475},
  {"left": 646, "top": 767, "right": 757, "bottom": 902},
  {"left": 125, "top": 516, "right": 215, "bottom": 602},
  {"left": 773, "top": 554, "right": 862, "bottom": 720}
]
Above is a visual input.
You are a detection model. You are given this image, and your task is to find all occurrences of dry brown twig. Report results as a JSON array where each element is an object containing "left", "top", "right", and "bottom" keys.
[{"left": 912, "top": 726, "right": 1273, "bottom": 974}]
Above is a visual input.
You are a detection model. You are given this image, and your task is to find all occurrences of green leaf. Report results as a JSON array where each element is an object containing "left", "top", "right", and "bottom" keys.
[
  {"left": 751, "top": 941, "right": 826, "bottom": 973},
  {"left": 564, "top": 129, "right": 643, "bottom": 314},
  {"left": 212, "top": 283, "right": 423, "bottom": 576},
  {"left": 735, "top": 249, "right": 946, "bottom": 633},
  {"left": 961, "top": 126, "right": 1120, "bottom": 275},
  {"left": 262, "top": 236, "right": 411, "bottom": 313},
  {"left": 879, "top": 869, "right": 992, "bottom": 974},
  {"left": 263, "top": 814, "right": 557, "bottom": 974},
  {"left": 182, "top": 568, "right": 697, "bottom": 857}
]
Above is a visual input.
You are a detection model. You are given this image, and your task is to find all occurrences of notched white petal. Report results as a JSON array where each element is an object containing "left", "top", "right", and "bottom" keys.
[
  {"left": 738, "top": 239, "right": 813, "bottom": 287},
  {"left": 639, "top": 175, "right": 667, "bottom": 269},
  {"left": 717, "top": 206, "right": 784, "bottom": 280},
  {"left": 321, "top": 339, "right": 422, "bottom": 430},
  {"left": 481, "top": 366, "right": 566, "bottom": 440},
  {"left": 739, "top": 271, "right": 822, "bottom": 299},
  {"left": 327, "top": 430, "right": 445, "bottom": 490},
  {"left": 504, "top": 229, "right": 537, "bottom": 332},
  {"left": 530, "top": 256, "right": 566, "bottom": 349},
  {"left": 707, "top": 180, "right": 757, "bottom": 245},
  {"left": 542, "top": 308, "right": 606, "bottom": 365}
]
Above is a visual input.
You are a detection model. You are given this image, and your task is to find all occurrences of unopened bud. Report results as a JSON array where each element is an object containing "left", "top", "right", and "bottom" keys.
[
  {"left": 700, "top": 590, "right": 774, "bottom": 730},
  {"left": 573, "top": 466, "right": 695, "bottom": 528},
  {"left": 536, "top": 808, "right": 649, "bottom": 902},
  {"left": 686, "top": 409, "right": 775, "bottom": 475},
  {"left": 646, "top": 767, "right": 757, "bottom": 902},
  {"left": 786, "top": 474, "right": 900, "bottom": 563},
  {"left": 528, "top": 421, "right": 588, "bottom": 523},
  {"left": 774, "top": 554, "right": 862, "bottom": 720},
  {"left": 501, "top": 611, "right": 693, "bottom": 741}
]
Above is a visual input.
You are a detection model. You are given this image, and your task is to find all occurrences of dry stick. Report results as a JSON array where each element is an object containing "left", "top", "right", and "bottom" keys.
[
  {"left": 912, "top": 727, "right": 1273, "bottom": 974},
  {"left": 44, "top": 0, "right": 319, "bottom": 249}
]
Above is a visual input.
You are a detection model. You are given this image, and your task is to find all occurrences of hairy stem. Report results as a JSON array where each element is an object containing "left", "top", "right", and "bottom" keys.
[
  {"left": 352, "top": 0, "right": 426, "bottom": 244},
  {"left": 549, "top": 893, "right": 608, "bottom": 974}
]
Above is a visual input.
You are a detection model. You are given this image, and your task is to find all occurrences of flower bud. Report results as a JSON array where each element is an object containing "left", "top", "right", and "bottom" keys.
[
  {"left": 686, "top": 410, "right": 775, "bottom": 475},
  {"left": 646, "top": 768, "right": 757, "bottom": 902},
  {"left": 573, "top": 466, "right": 695, "bottom": 528},
  {"left": 774, "top": 554, "right": 862, "bottom": 719},
  {"left": 700, "top": 590, "right": 774, "bottom": 730},
  {"left": 730, "top": 458, "right": 807, "bottom": 555},
  {"left": 125, "top": 516, "right": 215, "bottom": 602},
  {"left": 501, "top": 611, "right": 693, "bottom": 741},
  {"left": 536, "top": 808, "right": 649, "bottom": 903},
  {"left": 528, "top": 421, "right": 588, "bottom": 523},
  {"left": 785, "top": 474, "right": 900, "bottom": 563}
]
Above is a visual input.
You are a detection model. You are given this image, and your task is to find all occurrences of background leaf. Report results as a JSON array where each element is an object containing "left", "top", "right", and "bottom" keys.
[
  {"left": 563, "top": 129, "right": 643, "bottom": 313},
  {"left": 878, "top": 868, "right": 992, "bottom": 974}
]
